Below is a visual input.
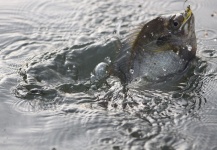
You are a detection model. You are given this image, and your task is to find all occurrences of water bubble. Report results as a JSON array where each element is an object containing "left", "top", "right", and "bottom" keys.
[
  {"left": 129, "top": 69, "right": 134, "bottom": 74},
  {"left": 93, "top": 62, "right": 109, "bottom": 81},
  {"left": 187, "top": 45, "right": 192, "bottom": 51}
]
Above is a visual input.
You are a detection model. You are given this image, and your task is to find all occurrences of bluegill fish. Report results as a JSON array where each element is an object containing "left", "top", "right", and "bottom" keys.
[{"left": 112, "top": 6, "right": 197, "bottom": 83}]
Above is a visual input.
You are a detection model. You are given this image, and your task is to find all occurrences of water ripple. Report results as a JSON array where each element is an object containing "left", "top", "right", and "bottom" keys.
[
  {"left": 197, "top": 29, "right": 217, "bottom": 40},
  {"left": 0, "top": 0, "right": 217, "bottom": 149}
]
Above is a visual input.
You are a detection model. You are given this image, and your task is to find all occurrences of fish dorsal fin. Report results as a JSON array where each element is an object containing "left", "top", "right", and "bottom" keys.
[
  {"left": 126, "top": 21, "right": 149, "bottom": 51},
  {"left": 127, "top": 17, "right": 168, "bottom": 54}
]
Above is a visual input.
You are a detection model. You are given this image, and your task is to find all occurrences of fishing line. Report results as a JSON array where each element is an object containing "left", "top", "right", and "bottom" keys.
[{"left": 183, "top": 0, "right": 189, "bottom": 9}]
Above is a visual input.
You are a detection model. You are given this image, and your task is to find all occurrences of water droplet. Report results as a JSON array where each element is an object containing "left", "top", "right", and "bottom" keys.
[
  {"left": 186, "top": 45, "right": 192, "bottom": 51},
  {"left": 104, "top": 57, "right": 111, "bottom": 64},
  {"left": 162, "top": 67, "right": 166, "bottom": 71},
  {"left": 214, "top": 38, "right": 217, "bottom": 42},
  {"left": 151, "top": 32, "right": 154, "bottom": 36},
  {"left": 144, "top": 35, "right": 146, "bottom": 38},
  {"left": 66, "top": 67, "right": 72, "bottom": 73},
  {"left": 129, "top": 69, "right": 134, "bottom": 74},
  {"left": 90, "top": 73, "right": 96, "bottom": 82}
]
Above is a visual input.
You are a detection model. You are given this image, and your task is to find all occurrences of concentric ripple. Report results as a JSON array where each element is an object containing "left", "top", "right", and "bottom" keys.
[
  {"left": 201, "top": 48, "right": 217, "bottom": 58},
  {"left": 197, "top": 29, "right": 217, "bottom": 40}
]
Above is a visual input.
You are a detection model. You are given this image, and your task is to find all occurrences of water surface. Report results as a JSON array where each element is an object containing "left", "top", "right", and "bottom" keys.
[{"left": 1, "top": 0, "right": 217, "bottom": 150}]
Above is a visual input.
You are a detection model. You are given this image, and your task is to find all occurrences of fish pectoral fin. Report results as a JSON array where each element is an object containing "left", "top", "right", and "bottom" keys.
[
  {"left": 156, "top": 34, "right": 172, "bottom": 46},
  {"left": 151, "top": 44, "right": 173, "bottom": 53}
]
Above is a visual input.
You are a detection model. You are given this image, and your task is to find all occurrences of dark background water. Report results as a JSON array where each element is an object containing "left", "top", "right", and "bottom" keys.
[{"left": 0, "top": 0, "right": 217, "bottom": 150}]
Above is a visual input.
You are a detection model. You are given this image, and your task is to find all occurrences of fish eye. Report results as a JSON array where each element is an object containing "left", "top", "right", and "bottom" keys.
[{"left": 173, "top": 21, "right": 179, "bottom": 27}]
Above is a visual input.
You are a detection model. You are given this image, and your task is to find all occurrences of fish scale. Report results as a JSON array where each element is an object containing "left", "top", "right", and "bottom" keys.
[{"left": 133, "top": 51, "right": 186, "bottom": 81}]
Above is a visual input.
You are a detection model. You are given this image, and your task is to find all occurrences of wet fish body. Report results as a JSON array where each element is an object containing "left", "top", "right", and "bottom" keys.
[{"left": 112, "top": 6, "right": 197, "bottom": 83}]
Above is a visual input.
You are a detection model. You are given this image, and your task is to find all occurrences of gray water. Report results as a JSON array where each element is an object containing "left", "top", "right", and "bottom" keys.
[{"left": 1, "top": 0, "right": 217, "bottom": 150}]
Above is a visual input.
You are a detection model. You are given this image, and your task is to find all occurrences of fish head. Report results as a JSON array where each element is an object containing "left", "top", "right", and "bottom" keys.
[
  {"left": 133, "top": 6, "right": 196, "bottom": 61},
  {"left": 157, "top": 5, "right": 197, "bottom": 60}
]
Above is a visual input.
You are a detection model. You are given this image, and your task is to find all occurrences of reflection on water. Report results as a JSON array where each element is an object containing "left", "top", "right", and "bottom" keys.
[{"left": 1, "top": 0, "right": 217, "bottom": 150}]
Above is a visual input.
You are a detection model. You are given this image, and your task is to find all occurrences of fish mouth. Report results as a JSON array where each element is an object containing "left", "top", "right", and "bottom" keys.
[{"left": 179, "top": 5, "right": 192, "bottom": 30}]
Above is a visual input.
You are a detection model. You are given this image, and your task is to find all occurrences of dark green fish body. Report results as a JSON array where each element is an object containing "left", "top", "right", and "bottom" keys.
[{"left": 112, "top": 6, "right": 197, "bottom": 83}]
